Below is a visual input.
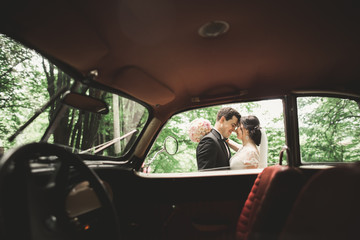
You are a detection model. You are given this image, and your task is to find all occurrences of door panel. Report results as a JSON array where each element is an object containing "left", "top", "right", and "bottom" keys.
[{"left": 96, "top": 168, "right": 258, "bottom": 240}]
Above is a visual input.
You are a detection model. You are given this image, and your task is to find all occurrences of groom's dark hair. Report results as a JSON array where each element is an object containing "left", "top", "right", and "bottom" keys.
[{"left": 216, "top": 107, "right": 241, "bottom": 123}]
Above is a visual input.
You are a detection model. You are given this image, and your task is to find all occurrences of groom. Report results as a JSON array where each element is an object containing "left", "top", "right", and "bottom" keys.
[{"left": 196, "top": 107, "right": 241, "bottom": 170}]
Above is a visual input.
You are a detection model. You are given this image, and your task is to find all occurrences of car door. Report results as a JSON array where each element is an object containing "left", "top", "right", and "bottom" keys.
[{"left": 96, "top": 167, "right": 259, "bottom": 240}]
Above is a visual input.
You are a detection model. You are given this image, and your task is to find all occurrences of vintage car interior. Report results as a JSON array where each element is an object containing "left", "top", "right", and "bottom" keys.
[{"left": 0, "top": 0, "right": 359, "bottom": 239}]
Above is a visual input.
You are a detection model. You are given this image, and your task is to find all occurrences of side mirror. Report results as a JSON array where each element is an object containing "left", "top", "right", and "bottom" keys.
[
  {"left": 143, "top": 136, "right": 178, "bottom": 173},
  {"left": 163, "top": 136, "right": 178, "bottom": 155},
  {"left": 62, "top": 91, "right": 109, "bottom": 114}
]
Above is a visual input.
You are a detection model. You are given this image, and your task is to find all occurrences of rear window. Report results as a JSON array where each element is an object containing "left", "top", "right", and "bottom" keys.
[{"left": 297, "top": 96, "right": 360, "bottom": 163}]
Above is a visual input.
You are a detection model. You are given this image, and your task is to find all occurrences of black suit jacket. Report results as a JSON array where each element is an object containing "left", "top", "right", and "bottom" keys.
[{"left": 196, "top": 129, "right": 231, "bottom": 170}]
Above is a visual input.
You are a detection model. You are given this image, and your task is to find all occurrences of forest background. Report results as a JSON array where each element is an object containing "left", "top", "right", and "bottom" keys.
[{"left": 1, "top": 34, "right": 359, "bottom": 173}]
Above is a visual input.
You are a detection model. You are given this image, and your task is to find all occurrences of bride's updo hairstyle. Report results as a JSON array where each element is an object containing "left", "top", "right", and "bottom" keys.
[{"left": 241, "top": 115, "right": 262, "bottom": 146}]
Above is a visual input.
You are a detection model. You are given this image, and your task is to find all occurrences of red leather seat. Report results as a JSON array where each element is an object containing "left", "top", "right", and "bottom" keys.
[
  {"left": 279, "top": 163, "right": 360, "bottom": 240},
  {"left": 236, "top": 165, "right": 306, "bottom": 240},
  {"left": 247, "top": 167, "right": 305, "bottom": 240},
  {"left": 236, "top": 165, "right": 285, "bottom": 240}
]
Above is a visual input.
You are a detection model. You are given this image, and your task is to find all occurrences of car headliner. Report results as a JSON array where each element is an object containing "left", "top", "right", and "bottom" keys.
[{"left": 1, "top": 0, "right": 359, "bottom": 120}]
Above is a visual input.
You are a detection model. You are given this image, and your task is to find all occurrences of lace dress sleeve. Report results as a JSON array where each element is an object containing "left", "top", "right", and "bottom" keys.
[
  {"left": 242, "top": 150, "right": 259, "bottom": 168},
  {"left": 230, "top": 146, "right": 260, "bottom": 170}
]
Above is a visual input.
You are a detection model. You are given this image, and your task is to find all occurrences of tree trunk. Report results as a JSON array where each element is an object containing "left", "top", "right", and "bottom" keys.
[{"left": 113, "top": 94, "right": 121, "bottom": 154}]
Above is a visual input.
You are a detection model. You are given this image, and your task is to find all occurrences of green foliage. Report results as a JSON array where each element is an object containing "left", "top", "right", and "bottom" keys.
[
  {"left": 298, "top": 97, "right": 360, "bottom": 162},
  {"left": 2, "top": 34, "right": 359, "bottom": 172},
  {"left": 0, "top": 34, "right": 49, "bottom": 149},
  {"left": 0, "top": 34, "right": 149, "bottom": 158},
  {"left": 96, "top": 95, "right": 148, "bottom": 156},
  {"left": 144, "top": 100, "right": 286, "bottom": 173}
]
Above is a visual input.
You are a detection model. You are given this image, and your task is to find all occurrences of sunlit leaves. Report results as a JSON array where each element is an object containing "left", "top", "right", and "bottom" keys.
[
  {"left": 0, "top": 34, "right": 49, "bottom": 148},
  {"left": 145, "top": 100, "right": 286, "bottom": 173},
  {"left": 298, "top": 97, "right": 360, "bottom": 162}
]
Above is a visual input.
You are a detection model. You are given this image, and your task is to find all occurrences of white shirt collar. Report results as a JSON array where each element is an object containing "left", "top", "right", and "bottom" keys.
[{"left": 213, "top": 128, "right": 226, "bottom": 139}]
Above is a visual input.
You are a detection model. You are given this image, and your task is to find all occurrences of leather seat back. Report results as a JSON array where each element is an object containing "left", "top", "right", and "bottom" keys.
[
  {"left": 248, "top": 167, "right": 306, "bottom": 240},
  {"left": 236, "top": 165, "right": 285, "bottom": 240},
  {"left": 279, "top": 163, "right": 360, "bottom": 240}
]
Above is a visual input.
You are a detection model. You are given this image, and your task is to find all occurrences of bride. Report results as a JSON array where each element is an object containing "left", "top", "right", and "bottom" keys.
[{"left": 227, "top": 115, "right": 268, "bottom": 169}]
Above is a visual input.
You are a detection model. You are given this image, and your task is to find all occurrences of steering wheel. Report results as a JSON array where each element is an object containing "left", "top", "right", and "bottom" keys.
[{"left": 0, "top": 142, "right": 121, "bottom": 240}]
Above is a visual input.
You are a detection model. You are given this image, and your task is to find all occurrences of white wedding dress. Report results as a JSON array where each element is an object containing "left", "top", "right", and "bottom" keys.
[
  {"left": 230, "top": 128, "right": 268, "bottom": 170},
  {"left": 230, "top": 145, "right": 260, "bottom": 169}
]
